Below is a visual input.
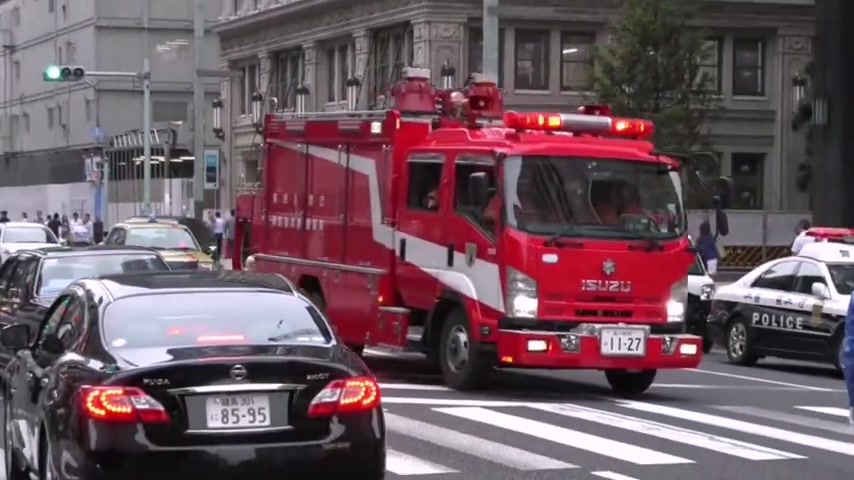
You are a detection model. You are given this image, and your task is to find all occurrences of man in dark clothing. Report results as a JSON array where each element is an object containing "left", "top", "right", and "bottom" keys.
[
  {"left": 47, "top": 213, "right": 61, "bottom": 237},
  {"left": 0, "top": 211, "right": 9, "bottom": 223}
]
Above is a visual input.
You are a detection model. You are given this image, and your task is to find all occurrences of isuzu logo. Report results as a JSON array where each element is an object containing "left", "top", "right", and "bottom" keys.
[
  {"left": 602, "top": 259, "right": 616, "bottom": 276},
  {"left": 581, "top": 280, "right": 632, "bottom": 293}
]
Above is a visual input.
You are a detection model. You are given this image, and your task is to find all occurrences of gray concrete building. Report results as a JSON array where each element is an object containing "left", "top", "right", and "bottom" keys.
[
  {"left": 0, "top": 0, "right": 221, "bottom": 193},
  {"left": 215, "top": 0, "right": 814, "bottom": 245}
]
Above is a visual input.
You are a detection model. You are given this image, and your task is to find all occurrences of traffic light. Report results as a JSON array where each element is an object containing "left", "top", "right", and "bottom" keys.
[{"left": 43, "top": 65, "right": 86, "bottom": 82}]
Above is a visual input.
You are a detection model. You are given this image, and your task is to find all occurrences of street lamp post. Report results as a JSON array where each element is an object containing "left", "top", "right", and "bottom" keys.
[
  {"left": 212, "top": 97, "right": 225, "bottom": 140},
  {"left": 251, "top": 91, "right": 264, "bottom": 133},
  {"left": 793, "top": 72, "right": 808, "bottom": 112}
]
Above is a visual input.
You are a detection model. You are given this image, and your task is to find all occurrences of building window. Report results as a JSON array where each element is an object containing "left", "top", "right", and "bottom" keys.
[
  {"left": 326, "top": 43, "right": 352, "bottom": 103},
  {"left": 237, "top": 64, "right": 258, "bottom": 114},
  {"left": 66, "top": 41, "right": 77, "bottom": 63},
  {"left": 22, "top": 113, "right": 29, "bottom": 133},
  {"left": 153, "top": 101, "right": 188, "bottom": 122},
  {"left": 11, "top": 7, "right": 19, "bottom": 26},
  {"left": 232, "top": 0, "right": 241, "bottom": 14},
  {"left": 47, "top": 107, "right": 55, "bottom": 128},
  {"left": 514, "top": 29, "right": 550, "bottom": 91},
  {"left": 468, "top": 27, "right": 505, "bottom": 87},
  {"left": 13, "top": 61, "right": 19, "bottom": 80},
  {"left": 560, "top": 32, "right": 595, "bottom": 92},
  {"left": 48, "top": 0, "right": 55, "bottom": 13},
  {"left": 731, "top": 152, "right": 765, "bottom": 209},
  {"left": 697, "top": 38, "right": 722, "bottom": 93},
  {"left": 370, "top": 24, "right": 414, "bottom": 103},
  {"left": 58, "top": 47, "right": 63, "bottom": 64},
  {"left": 273, "top": 49, "right": 304, "bottom": 110},
  {"left": 85, "top": 99, "right": 94, "bottom": 122},
  {"left": 732, "top": 38, "right": 764, "bottom": 96}
]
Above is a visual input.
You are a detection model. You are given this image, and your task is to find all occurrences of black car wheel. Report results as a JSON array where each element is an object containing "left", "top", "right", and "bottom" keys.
[
  {"left": 725, "top": 317, "right": 758, "bottom": 366},
  {"left": 439, "top": 309, "right": 491, "bottom": 390},
  {"left": 4, "top": 398, "right": 27, "bottom": 480}
]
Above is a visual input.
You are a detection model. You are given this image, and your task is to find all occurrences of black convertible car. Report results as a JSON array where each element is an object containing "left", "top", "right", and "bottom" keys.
[{"left": 1, "top": 271, "right": 385, "bottom": 480}]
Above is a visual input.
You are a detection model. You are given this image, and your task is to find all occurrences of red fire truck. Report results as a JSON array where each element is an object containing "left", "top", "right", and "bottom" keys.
[{"left": 233, "top": 67, "right": 706, "bottom": 397}]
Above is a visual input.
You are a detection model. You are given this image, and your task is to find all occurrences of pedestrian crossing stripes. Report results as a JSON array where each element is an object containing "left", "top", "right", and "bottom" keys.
[{"left": 380, "top": 399, "right": 854, "bottom": 477}]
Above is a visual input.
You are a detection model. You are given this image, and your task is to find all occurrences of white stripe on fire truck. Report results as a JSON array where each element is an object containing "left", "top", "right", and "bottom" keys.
[
  {"left": 434, "top": 406, "right": 693, "bottom": 465},
  {"left": 272, "top": 141, "right": 505, "bottom": 313}
]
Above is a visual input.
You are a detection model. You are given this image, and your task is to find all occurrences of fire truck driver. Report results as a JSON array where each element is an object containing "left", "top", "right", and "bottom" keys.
[
  {"left": 589, "top": 178, "right": 642, "bottom": 227},
  {"left": 424, "top": 187, "right": 439, "bottom": 210}
]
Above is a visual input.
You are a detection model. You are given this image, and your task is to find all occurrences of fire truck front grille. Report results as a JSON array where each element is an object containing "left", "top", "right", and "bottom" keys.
[{"left": 574, "top": 309, "right": 633, "bottom": 318}]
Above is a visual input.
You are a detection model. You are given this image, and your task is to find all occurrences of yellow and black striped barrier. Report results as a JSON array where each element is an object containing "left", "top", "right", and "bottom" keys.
[{"left": 720, "top": 246, "right": 791, "bottom": 269}]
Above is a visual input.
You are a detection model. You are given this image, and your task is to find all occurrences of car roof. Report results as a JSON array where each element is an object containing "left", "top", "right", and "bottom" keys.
[
  {"left": 797, "top": 242, "right": 854, "bottom": 264},
  {"left": 1, "top": 222, "right": 50, "bottom": 228},
  {"left": 116, "top": 222, "right": 191, "bottom": 230},
  {"left": 12, "top": 245, "right": 161, "bottom": 258},
  {"left": 92, "top": 271, "right": 295, "bottom": 299}
]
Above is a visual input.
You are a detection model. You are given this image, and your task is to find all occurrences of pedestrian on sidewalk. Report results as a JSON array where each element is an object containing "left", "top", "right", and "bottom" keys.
[
  {"left": 212, "top": 211, "right": 225, "bottom": 262},
  {"left": 791, "top": 219, "right": 812, "bottom": 255},
  {"left": 0, "top": 211, "right": 9, "bottom": 223},
  {"left": 696, "top": 221, "right": 719, "bottom": 276}
]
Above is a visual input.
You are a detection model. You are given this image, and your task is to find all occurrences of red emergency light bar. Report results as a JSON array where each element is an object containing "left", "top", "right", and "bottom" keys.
[{"left": 503, "top": 111, "right": 654, "bottom": 140}]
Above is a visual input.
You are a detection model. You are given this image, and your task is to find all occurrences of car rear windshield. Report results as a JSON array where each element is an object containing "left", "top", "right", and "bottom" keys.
[
  {"left": 102, "top": 292, "right": 333, "bottom": 349},
  {"left": 38, "top": 254, "right": 169, "bottom": 298},
  {"left": 3, "top": 226, "right": 58, "bottom": 244}
]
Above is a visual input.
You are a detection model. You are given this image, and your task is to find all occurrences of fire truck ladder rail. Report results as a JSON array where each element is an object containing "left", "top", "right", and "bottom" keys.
[{"left": 270, "top": 110, "right": 389, "bottom": 121}]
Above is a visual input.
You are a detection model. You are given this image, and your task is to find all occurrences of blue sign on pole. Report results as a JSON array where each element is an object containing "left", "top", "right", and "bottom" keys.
[
  {"left": 90, "top": 126, "right": 106, "bottom": 143},
  {"left": 204, "top": 149, "right": 220, "bottom": 190}
]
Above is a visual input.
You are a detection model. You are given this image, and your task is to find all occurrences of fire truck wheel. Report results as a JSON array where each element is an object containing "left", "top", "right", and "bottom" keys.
[
  {"left": 725, "top": 317, "right": 758, "bottom": 366},
  {"left": 604, "top": 369, "right": 657, "bottom": 398},
  {"left": 439, "top": 309, "right": 490, "bottom": 390}
]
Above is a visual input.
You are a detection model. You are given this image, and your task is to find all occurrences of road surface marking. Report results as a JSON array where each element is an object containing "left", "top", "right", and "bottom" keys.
[
  {"left": 386, "top": 449, "right": 457, "bottom": 475},
  {"left": 434, "top": 406, "right": 692, "bottom": 465},
  {"left": 717, "top": 406, "right": 854, "bottom": 435},
  {"left": 384, "top": 397, "right": 530, "bottom": 407},
  {"left": 617, "top": 401, "right": 854, "bottom": 456},
  {"left": 530, "top": 403, "right": 802, "bottom": 461},
  {"left": 379, "top": 383, "right": 453, "bottom": 391},
  {"left": 385, "top": 413, "right": 577, "bottom": 470},
  {"left": 652, "top": 384, "right": 816, "bottom": 391},
  {"left": 592, "top": 472, "right": 646, "bottom": 480},
  {"left": 795, "top": 406, "right": 850, "bottom": 417},
  {"left": 684, "top": 368, "right": 834, "bottom": 391}
]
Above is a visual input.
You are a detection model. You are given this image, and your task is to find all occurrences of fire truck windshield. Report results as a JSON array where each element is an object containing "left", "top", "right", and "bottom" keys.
[{"left": 503, "top": 156, "right": 685, "bottom": 240}]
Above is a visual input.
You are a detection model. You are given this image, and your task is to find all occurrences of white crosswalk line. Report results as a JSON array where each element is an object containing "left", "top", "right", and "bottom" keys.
[
  {"left": 795, "top": 406, "right": 851, "bottom": 417},
  {"left": 592, "top": 471, "right": 646, "bottom": 480},
  {"left": 617, "top": 401, "right": 854, "bottom": 456},
  {"left": 434, "top": 406, "right": 692, "bottom": 465},
  {"left": 385, "top": 412, "right": 577, "bottom": 471},
  {"left": 719, "top": 406, "right": 854, "bottom": 435},
  {"left": 386, "top": 449, "right": 457, "bottom": 475},
  {"left": 530, "top": 403, "right": 803, "bottom": 461}
]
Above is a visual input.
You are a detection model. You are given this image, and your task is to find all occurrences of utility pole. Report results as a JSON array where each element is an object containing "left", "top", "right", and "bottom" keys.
[
  {"left": 482, "top": 0, "right": 499, "bottom": 80},
  {"left": 192, "top": 0, "right": 206, "bottom": 220},
  {"left": 142, "top": 0, "right": 152, "bottom": 212}
]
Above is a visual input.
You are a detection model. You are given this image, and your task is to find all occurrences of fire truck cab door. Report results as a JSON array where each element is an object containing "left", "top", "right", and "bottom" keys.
[{"left": 395, "top": 154, "right": 450, "bottom": 310}]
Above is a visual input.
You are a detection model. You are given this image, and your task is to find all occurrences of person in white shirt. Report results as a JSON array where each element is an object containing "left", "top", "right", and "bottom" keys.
[
  {"left": 69, "top": 221, "right": 92, "bottom": 246},
  {"left": 791, "top": 219, "right": 813, "bottom": 255},
  {"left": 70, "top": 212, "right": 83, "bottom": 226},
  {"left": 213, "top": 211, "right": 225, "bottom": 261}
]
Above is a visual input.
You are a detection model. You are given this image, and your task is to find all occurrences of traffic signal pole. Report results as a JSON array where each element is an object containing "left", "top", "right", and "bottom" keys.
[{"left": 192, "top": 0, "right": 205, "bottom": 220}]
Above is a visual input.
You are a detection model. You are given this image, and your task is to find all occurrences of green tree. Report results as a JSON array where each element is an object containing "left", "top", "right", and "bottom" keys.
[{"left": 591, "top": 0, "right": 720, "bottom": 208}]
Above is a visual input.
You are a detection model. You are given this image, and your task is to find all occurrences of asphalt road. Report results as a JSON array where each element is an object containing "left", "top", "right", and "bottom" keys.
[{"left": 364, "top": 347, "right": 851, "bottom": 480}]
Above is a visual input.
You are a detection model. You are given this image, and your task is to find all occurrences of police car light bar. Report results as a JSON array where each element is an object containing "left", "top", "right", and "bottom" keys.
[{"left": 502, "top": 111, "right": 654, "bottom": 140}]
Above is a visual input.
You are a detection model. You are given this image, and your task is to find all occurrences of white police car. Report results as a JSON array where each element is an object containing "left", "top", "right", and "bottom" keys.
[
  {"left": 707, "top": 241, "right": 853, "bottom": 373},
  {"left": 687, "top": 249, "right": 715, "bottom": 353}
]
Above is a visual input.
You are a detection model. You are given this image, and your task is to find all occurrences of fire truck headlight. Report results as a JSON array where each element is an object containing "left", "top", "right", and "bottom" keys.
[
  {"left": 700, "top": 283, "right": 715, "bottom": 301},
  {"left": 667, "top": 278, "right": 688, "bottom": 323},
  {"left": 506, "top": 267, "right": 538, "bottom": 318}
]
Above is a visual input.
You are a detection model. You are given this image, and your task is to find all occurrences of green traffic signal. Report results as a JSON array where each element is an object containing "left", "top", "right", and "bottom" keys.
[{"left": 43, "top": 65, "right": 85, "bottom": 82}]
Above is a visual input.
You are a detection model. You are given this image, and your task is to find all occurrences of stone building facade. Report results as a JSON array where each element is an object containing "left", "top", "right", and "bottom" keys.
[{"left": 214, "top": 0, "right": 814, "bottom": 219}]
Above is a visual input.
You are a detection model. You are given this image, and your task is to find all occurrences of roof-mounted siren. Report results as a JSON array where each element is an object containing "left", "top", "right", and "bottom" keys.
[
  {"left": 503, "top": 108, "right": 654, "bottom": 140},
  {"left": 390, "top": 67, "right": 437, "bottom": 114},
  {"left": 466, "top": 73, "right": 504, "bottom": 119}
]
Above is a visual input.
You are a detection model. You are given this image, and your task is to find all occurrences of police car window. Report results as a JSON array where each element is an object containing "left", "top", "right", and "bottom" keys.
[
  {"left": 827, "top": 264, "right": 854, "bottom": 295},
  {"left": 793, "top": 262, "right": 826, "bottom": 294},
  {"left": 751, "top": 260, "right": 799, "bottom": 291}
]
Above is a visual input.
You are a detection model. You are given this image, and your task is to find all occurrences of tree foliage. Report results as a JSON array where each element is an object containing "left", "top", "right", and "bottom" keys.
[{"left": 591, "top": 0, "right": 720, "bottom": 207}]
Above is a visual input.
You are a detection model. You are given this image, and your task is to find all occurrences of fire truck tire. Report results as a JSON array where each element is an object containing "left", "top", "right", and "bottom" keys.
[
  {"left": 439, "top": 309, "right": 491, "bottom": 391},
  {"left": 724, "top": 316, "right": 758, "bottom": 366},
  {"left": 604, "top": 369, "right": 657, "bottom": 398}
]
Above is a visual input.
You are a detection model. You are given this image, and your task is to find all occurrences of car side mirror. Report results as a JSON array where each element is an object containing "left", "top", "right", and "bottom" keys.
[
  {"left": 811, "top": 282, "right": 831, "bottom": 300},
  {"left": 468, "top": 172, "right": 490, "bottom": 207},
  {"left": 1, "top": 324, "right": 30, "bottom": 351}
]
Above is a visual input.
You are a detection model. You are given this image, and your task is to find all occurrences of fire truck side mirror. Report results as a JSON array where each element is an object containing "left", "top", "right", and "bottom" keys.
[{"left": 468, "top": 172, "right": 490, "bottom": 207}]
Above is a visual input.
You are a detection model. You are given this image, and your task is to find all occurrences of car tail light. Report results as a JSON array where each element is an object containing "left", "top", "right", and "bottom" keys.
[
  {"left": 77, "top": 386, "right": 170, "bottom": 423},
  {"left": 307, "top": 376, "right": 380, "bottom": 417}
]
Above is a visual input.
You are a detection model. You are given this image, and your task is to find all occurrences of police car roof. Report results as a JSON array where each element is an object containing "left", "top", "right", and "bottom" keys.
[
  {"left": 1, "top": 222, "right": 50, "bottom": 228},
  {"left": 797, "top": 242, "right": 854, "bottom": 264}
]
